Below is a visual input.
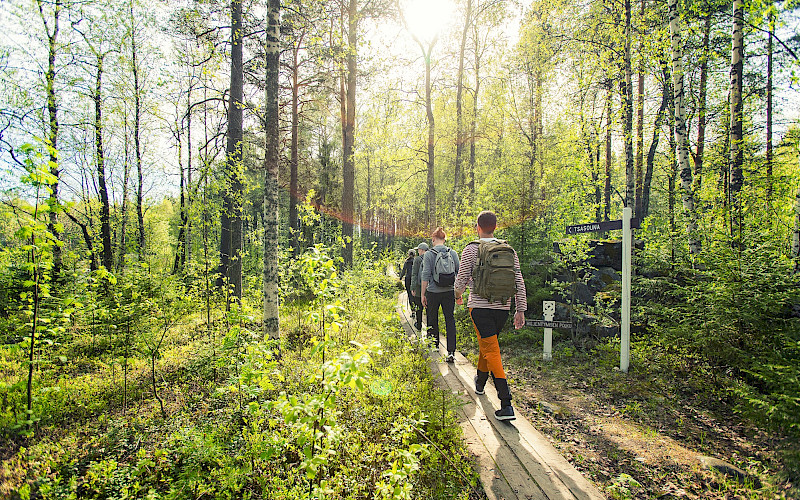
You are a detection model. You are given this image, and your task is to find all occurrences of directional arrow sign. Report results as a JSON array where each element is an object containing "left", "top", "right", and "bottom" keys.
[
  {"left": 525, "top": 319, "right": 574, "bottom": 329},
  {"left": 565, "top": 218, "right": 640, "bottom": 235}
]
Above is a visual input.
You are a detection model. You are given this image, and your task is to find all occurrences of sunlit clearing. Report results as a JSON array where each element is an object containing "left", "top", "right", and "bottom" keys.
[{"left": 403, "top": 0, "right": 454, "bottom": 43}]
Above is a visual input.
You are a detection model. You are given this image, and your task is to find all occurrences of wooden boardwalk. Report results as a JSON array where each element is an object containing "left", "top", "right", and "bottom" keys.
[{"left": 396, "top": 292, "right": 605, "bottom": 500}]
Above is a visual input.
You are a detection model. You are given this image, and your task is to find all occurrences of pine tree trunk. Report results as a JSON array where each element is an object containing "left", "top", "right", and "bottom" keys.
[
  {"left": 634, "top": 0, "right": 644, "bottom": 217},
  {"left": 119, "top": 114, "right": 130, "bottom": 272},
  {"left": 424, "top": 43, "right": 436, "bottom": 230},
  {"left": 793, "top": 149, "right": 800, "bottom": 271},
  {"left": 341, "top": 0, "right": 357, "bottom": 267},
  {"left": 221, "top": 0, "right": 244, "bottom": 299},
  {"left": 643, "top": 62, "right": 669, "bottom": 218},
  {"left": 185, "top": 89, "right": 192, "bottom": 266},
  {"left": 263, "top": 0, "right": 281, "bottom": 340},
  {"left": 729, "top": 0, "right": 745, "bottom": 240},
  {"left": 468, "top": 24, "right": 480, "bottom": 201},
  {"left": 668, "top": 0, "right": 701, "bottom": 255},
  {"left": 766, "top": 11, "right": 774, "bottom": 202},
  {"left": 623, "top": 0, "right": 635, "bottom": 209},
  {"left": 604, "top": 80, "right": 612, "bottom": 221},
  {"left": 694, "top": 15, "right": 711, "bottom": 199},
  {"left": 174, "top": 108, "right": 185, "bottom": 275},
  {"left": 454, "top": 0, "right": 470, "bottom": 204},
  {"left": 290, "top": 43, "right": 300, "bottom": 255},
  {"left": 130, "top": 2, "right": 145, "bottom": 259}
]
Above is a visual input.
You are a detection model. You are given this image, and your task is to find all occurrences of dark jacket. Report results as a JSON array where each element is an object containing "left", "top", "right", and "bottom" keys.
[
  {"left": 399, "top": 257, "right": 414, "bottom": 290},
  {"left": 411, "top": 254, "right": 424, "bottom": 295}
]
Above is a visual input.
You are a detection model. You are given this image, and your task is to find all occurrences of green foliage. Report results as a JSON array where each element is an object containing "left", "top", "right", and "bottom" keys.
[
  {"left": 0, "top": 248, "right": 481, "bottom": 499},
  {"left": 636, "top": 234, "right": 800, "bottom": 438}
]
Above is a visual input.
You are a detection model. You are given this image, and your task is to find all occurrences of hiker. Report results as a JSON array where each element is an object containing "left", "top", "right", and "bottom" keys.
[
  {"left": 410, "top": 242, "right": 428, "bottom": 330},
  {"left": 454, "top": 211, "right": 527, "bottom": 421},
  {"left": 421, "top": 227, "right": 460, "bottom": 363},
  {"left": 399, "top": 249, "right": 415, "bottom": 309}
]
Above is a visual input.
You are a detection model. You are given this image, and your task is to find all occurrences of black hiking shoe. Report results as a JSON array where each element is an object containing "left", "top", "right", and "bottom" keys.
[
  {"left": 445, "top": 352, "right": 455, "bottom": 363},
  {"left": 494, "top": 405, "right": 516, "bottom": 421},
  {"left": 474, "top": 375, "right": 485, "bottom": 395}
]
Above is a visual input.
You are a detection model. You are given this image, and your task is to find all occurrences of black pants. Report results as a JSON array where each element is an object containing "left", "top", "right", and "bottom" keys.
[
  {"left": 410, "top": 292, "right": 423, "bottom": 328},
  {"left": 426, "top": 290, "right": 456, "bottom": 353}
]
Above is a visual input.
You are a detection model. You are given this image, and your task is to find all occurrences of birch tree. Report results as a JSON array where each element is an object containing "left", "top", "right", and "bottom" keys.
[
  {"left": 729, "top": 0, "right": 744, "bottom": 241},
  {"left": 668, "top": 0, "right": 700, "bottom": 255},
  {"left": 263, "top": 0, "right": 281, "bottom": 340}
]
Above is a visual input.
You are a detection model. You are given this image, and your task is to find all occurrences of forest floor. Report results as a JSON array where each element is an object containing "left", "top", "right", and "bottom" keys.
[{"left": 458, "top": 332, "right": 798, "bottom": 499}]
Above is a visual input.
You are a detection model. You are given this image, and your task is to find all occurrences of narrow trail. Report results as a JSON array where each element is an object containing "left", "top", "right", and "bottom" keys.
[{"left": 394, "top": 290, "right": 605, "bottom": 500}]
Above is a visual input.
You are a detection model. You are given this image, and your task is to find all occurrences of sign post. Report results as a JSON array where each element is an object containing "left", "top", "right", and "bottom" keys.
[
  {"left": 565, "top": 212, "right": 637, "bottom": 373},
  {"left": 620, "top": 207, "right": 632, "bottom": 373},
  {"left": 543, "top": 301, "right": 554, "bottom": 361}
]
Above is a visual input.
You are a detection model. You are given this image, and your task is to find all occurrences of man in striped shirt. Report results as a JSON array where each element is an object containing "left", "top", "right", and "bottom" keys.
[{"left": 454, "top": 211, "right": 527, "bottom": 421}]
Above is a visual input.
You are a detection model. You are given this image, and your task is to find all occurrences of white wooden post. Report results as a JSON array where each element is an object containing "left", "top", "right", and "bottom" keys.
[
  {"left": 543, "top": 300, "right": 554, "bottom": 361},
  {"left": 621, "top": 206, "right": 632, "bottom": 373}
]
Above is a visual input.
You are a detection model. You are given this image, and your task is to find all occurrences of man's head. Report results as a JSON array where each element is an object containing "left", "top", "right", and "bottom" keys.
[
  {"left": 416, "top": 242, "right": 429, "bottom": 255},
  {"left": 476, "top": 211, "right": 497, "bottom": 237}
]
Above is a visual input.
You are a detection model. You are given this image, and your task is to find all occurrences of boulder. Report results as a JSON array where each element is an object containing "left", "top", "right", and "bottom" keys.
[{"left": 697, "top": 456, "right": 761, "bottom": 488}]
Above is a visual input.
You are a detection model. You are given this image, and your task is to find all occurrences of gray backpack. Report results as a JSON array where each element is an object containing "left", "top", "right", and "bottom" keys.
[{"left": 431, "top": 247, "right": 456, "bottom": 286}]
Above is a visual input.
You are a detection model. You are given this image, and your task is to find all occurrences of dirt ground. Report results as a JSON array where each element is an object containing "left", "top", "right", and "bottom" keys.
[{"left": 459, "top": 335, "right": 798, "bottom": 500}]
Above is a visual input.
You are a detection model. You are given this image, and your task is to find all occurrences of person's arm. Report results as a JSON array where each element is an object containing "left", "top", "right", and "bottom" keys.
[
  {"left": 454, "top": 243, "right": 476, "bottom": 298},
  {"left": 421, "top": 280, "right": 428, "bottom": 306},
  {"left": 399, "top": 260, "right": 409, "bottom": 280},
  {"left": 513, "top": 251, "right": 527, "bottom": 329}
]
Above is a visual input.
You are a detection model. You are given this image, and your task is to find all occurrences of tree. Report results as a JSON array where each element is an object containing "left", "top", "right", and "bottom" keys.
[
  {"left": 453, "top": 0, "right": 471, "bottom": 205},
  {"left": 668, "top": 0, "right": 700, "bottom": 255},
  {"left": 219, "top": 0, "right": 244, "bottom": 300},
  {"left": 36, "top": 0, "right": 63, "bottom": 278},
  {"left": 129, "top": 0, "right": 146, "bottom": 258},
  {"left": 73, "top": 12, "right": 119, "bottom": 271},
  {"left": 340, "top": 0, "right": 358, "bottom": 266},
  {"left": 263, "top": 0, "right": 281, "bottom": 340},
  {"left": 729, "top": 0, "right": 744, "bottom": 240}
]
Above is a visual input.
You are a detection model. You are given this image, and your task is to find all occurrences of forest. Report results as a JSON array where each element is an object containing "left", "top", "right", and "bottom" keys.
[{"left": 1, "top": 0, "right": 799, "bottom": 496}]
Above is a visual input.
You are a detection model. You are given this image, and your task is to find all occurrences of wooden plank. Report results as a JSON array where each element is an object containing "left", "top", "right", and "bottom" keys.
[
  {"left": 395, "top": 292, "right": 604, "bottom": 500},
  {"left": 445, "top": 349, "right": 604, "bottom": 500}
]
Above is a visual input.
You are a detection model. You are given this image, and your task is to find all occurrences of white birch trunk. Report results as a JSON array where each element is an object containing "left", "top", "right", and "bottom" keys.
[
  {"left": 729, "top": 0, "right": 745, "bottom": 239},
  {"left": 668, "top": 0, "right": 701, "bottom": 255},
  {"left": 263, "top": 0, "right": 280, "bottom": 341}
]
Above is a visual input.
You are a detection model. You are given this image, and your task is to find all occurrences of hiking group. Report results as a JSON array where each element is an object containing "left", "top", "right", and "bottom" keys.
[{"left": 402, "top": 211, "right": 527, "bottom": 421}]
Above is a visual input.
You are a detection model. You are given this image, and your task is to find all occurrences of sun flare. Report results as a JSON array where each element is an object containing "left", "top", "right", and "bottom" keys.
[{"left": 402, "top": 0, "right": 455, "bottom": 43}]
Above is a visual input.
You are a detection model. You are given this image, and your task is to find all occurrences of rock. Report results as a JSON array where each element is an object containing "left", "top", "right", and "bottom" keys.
[
  {"left": 595, "top": 325, "right": 619, "bottom": 338},
  {"left": 697, "top": 456, "right": 761, "bottom": 488},
  {"left": 571, "top": 282, "right": 595, "bottom": 305},
  {"left": 539, "top": 401, "right": 564, "bottom": 417}
]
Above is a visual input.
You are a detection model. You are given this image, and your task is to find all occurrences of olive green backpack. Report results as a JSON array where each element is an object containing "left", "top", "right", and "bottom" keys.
[{"left": 471, "top": 239, "right": 518, "bottom": 305}]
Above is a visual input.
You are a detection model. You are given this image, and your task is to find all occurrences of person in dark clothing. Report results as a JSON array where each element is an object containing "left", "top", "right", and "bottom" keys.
[
  {"left": 399, "top": 249, "right": 415, "bottom": 316},
  {"left": 421, "top": 227, "right": 460, "bottom": 363},
  {"left": 410, "top": 243, "right": 428, "bottom": 330}
]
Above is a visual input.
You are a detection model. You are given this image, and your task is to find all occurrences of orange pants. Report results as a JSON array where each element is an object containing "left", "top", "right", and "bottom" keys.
[
  {"left": 476, "top": 334, "right": 506, "bottom": 379},
  {"left": 470, "top": 309, "right": 507, "bottom": 379}
]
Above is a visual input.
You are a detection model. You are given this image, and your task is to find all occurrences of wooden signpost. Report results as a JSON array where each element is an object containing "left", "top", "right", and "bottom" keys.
[
  {"left": 524, "top": 301, "right": 575, "bottom": 361},
  {"left": 562, "top": 208, "right": 634, "bottom": 373}
]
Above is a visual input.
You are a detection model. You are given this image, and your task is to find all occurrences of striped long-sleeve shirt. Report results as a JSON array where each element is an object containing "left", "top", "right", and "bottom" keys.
[{"left": 454, "top": 238, "right": 527, "bottom": 312}]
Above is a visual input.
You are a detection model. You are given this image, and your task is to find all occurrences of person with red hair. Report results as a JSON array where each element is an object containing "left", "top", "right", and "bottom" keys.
[
  {"left": 455, "top": 211, "right": 527, "bottom": 421},
  {"left": 420, "top": 226, "right": 460, "bottom": 362}
]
